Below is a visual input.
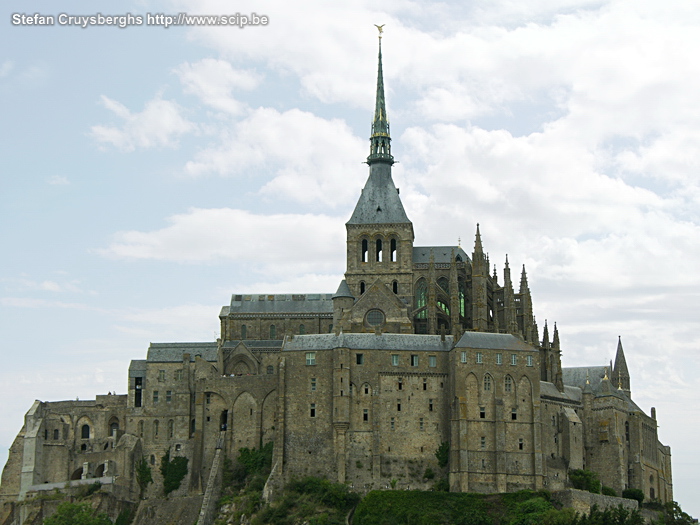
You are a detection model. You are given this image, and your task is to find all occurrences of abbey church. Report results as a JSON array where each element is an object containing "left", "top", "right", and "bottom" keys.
[{"left": 0, "top": 36, "right": 672, "bottom": 510}]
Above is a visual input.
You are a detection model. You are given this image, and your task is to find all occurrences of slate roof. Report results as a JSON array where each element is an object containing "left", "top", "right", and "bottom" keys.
[
  {"left": 128, "top": 360, "right": 147, "bottom": 377},
  {"left": 563, "top": 366, "right": 608, "bottom": 392},
  {"left": 226, "top": 293, "right": 334, "bottom": 316},
  {"left": 283, "top": 333, "right": 454, "bottom": 352},
  {"left": 222, "top": 340, "right": 284, "bottom": 352},
  {"left": 346, "top": 163, "right": 411, "bottom": 225},
  {"left": 332, "top": 280, "right": 354, "bottom": 299},
  {"left": 455, "top": 332, "right": 535, "bottom": 351},
  {"left": 147, "top": 342, "right": 218, "bottom": 362},
  {"left": 413, "top": 246, "right": 471, "bottom": 264},
  {"left": 540, "top": 381, "right": 582, "bottom": 404}
]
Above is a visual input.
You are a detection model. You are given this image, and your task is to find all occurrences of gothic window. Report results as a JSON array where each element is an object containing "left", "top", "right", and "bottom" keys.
[
  {"left": 438, "top": 277, "right": 449, "bottom": 293},
  {"left": 81, "top": 424, "right": 90, "bottom": 439},
  {"left": 376, "top": 238, "right": 383, "bottom": 262},
  {"left": 505, "top": 376, "right": 513, "bottom": 393},
  {"left": 361, "top": 238, "right": 368, "bottom": 263},
  {"left": 437, "top": 299, "right": 450, "bottom": 316},
  {"left": 241, "top": 324, "right": 247, "bottom": 339},
  {"left": 392, "top": 280, "right": 398, "bottom": 294},
  {"left": 458, "top": 281, "right": 466, "bottom": 317},
  {"left": 360, "top": 281, "right": 366, "bottom": 295},
  {"left": 484, "top": 374, "right": 492, "bottom": 391},
  {"left": 269, "top": 324, "right": 276, "bottom": 339},
  {"left": 390, "top": 238, "right": 397, "bottom": 262},
  {"left": 415, "top": 279, "right": 427, "bottom": 319}
]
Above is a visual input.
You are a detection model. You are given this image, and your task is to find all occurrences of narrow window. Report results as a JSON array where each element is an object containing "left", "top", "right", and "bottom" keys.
[
  {"left": 205, "top": 392, "right": 211, "bottom": 404},
  {"left": 460, "top": 351, "right": 467, "bottom": 363},
  {"left": 480, "top": 436, "right": 486, "bottom": 449},
  {"left": 153, "top": 420, "right": 159, "bottom": 439},
  {"left": 625, "top": 421, "right": 630, "bottom": 442},
  {"left": 512, "top": 408, "right": 517, "bottom": 421},
  {"left": 496, "top": 353, "right": 503, "bottom": 365},
  {"left": 519, "top": 438, "right": 524, "bottom": 450},
  {"left": 158, "top": 369, "right": 165, "bottom": 382},
  {"left": 390, "top": 417, "right": 395, "bottom": 430},
  {"left": 241, "top": 324, "right": 247, "bottom": 339},
  {"left": 392, "top": 280, "right": 398, "bottom": 294},
  {"left": 364, "top": 384, "right": 370, "bottom": 395},
  {"left": 527, "top": 355, "right": 533, "bottom": 367},
  {"left": 53, "top": 429, "right": 59, "bottom": 440},
  {"left": 390, "top": 238, "right": 397, "bottom": 262},
  {"left": 361, "top": 239, "right": 368, "bottom": 263},
  {"left": 299, "top": 324, "right": 306, "bottom": 335},
  {"left": 81, "top": 424, "right": 90, "bottom": 439},
  {"left": 419, "top": 418, "right": 424, "bottom": 431},
  {"left": 270, "top": 324, "right": 276, "bottom": 339},
  {"left": 363, "top": 409, "right": 369, "bottom": 422},
  {"left": 306, "top": 352, "right": 316, "bottom": 365},
  {"left": 398, "top": 378, "right": 403, "bottom": 390},
  {"left": 429, "top": 356, "right": 437, "bottom": 368},
  {"left": 175, "top": 369, "right": 183, "bottom": 381},
  {"left": 429, "top": 399, "right": 434, "bottom": 412},
  {"left": 411, "top": 355, "right": 419, "bottom": 367},
  {"left": 267, "top": 365, "right": 274, "bottom": 374},
  {"left": 476, "top": 352, "right": 483, "bottom": 364},
  {"left": 423, "top": 378, "right": 427, "bottom": 390},
  {"left": 505, "top": 376, "right": 513, "bottom": 393},
  {"left": 310, "top": 404, "right": 316, "bottom": 418},
  {"left": 481, "top": 459, "right": 486, "bottom": 468},
  {"left": 134, "top": 377, "right": 143, "bottom": 407},
  {"left": 153, "top": 390, "right": 159, "bottom": 404},
  {"left": 168, "top": 420, "right": 174, "bottom": 438},
  {"left": 360, "top": 281, "right": 366, "bottom": 295},
  {"left": 484, "top": 375, "right": 491, "bottom": 391},
  {"left": 356, "top": 353, "right": 364, "bottom": 365},
  {"left": 397, "top": 400, "right": 401, "bottom": 412},
  {"left": 480, "top": 407, "right": 486, "bottom": 419},
  {"left": 166, "top": 390, "right": 172, "bottom": 403},
  {"left": 376, "top": 238, "right": 383, "bottom": 262},
  {"left": 511, "top": 354, "right": 517, "bottom": 365},
  {"left": 138, "top": 420, "right": 144, "bottom": 438},
  {"left": 391, "top": 354, "right": 399, "bottom": 366}
]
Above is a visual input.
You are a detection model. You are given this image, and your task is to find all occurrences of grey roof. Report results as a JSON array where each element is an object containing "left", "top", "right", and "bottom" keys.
[
  {"left": 563, "top": 366, "right": 608, "bottom": 392},
  {"left": 332, "top": 280, "right": 354, "bottom": 299},
  {"left": 222, "top": 340, "right": 284, "bottom": 352},
  {"left": 346, "top": 163, "right": 411, "bottom": 225},
  {"left": 147, "top": 342, "right": 218, "bottom": 362},
  {"left": 455, "top": 332, "right": 535, "bottom": 351},
  {"left": 413, "top": 246, "right": 471, "bottom": 264},
  {"left": 540, "top": 381, "right": 582, "bottom": 404},
  {"left": 227, "top": 293, "right": 334, "bottom": 316},
  {"left": 283, "top": 333, "right": 454, "bottom": 352},
  {"left": 128, "top": 360, "right": 147, "bottom": 377}
]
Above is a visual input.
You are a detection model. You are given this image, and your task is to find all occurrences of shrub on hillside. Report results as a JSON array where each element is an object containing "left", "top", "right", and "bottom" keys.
[{"left": 569, "top": 469, "right": 601, "bottom": 494}]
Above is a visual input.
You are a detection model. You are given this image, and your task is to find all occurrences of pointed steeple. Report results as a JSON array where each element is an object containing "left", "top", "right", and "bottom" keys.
[
  {"left": 612, "top": 336, "right": 631, "bottom": 397},
  {"left": 542, "top": 320, "right": 550, "bottom": 349},
  {"left": 552, "top": 322, "right": 560, "bottom": 350},
  {"left": 519, "top": 265, "right": 529, "bottom": 294},
  {"left": 474, "top": 224, "right": 484, "bottom": 255},
  {"left": 367, "top": 29, "right": 393, "bottom": 166}
]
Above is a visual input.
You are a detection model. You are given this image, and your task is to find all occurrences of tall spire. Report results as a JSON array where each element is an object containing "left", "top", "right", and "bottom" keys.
[
  {"left": 612, "top": 336, "right": 631, "bottom": 397},
  {"left": 367, "top": 26, "right": 393, "bottom": 165}
]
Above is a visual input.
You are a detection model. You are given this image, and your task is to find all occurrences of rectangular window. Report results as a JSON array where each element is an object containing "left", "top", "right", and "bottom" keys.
[
  {"left": 166, "top": 390, "right": 172, "bottom": 403},
  {"left": 511, "top": 354, "right": 517, "bottom": 365},
  {"left": 429, "top": 399, "right": 434, "bottom": 412},
  {"left": 363, "top": 409, "right": 369, "bottom": 421},
  {"left": 310, "top": 403, "right": 316, "bottom": 418},
  {"left": 398, "top": 378, "right": 403, "bottom": 390},
  {"left": 205, "top": 392, "right": 211, "bottom": 404},
  {"left": 158, "top": 369, "right": 165, "bottom": 382},
  {"left": 480, "top": 436, "right": 486, "bottom": 449},
  {"left": 519, "top": 438, "right": 524, "bottom": 450},
  {"left": 356, "top": 353, "right": 364, "bottom": 365},
  {"left": 511, "top": 408, "right": 517, "bottom": 420},
  {"left": 423, "top": 378, "right": 427, "bottom": 390},
  {"left": 134, "top": 377, "right": 143, "bottom": 408},
  {"left": 496, "top": 353, "right": 502, "bottom": 365},
  {"left": 476, "top": 352, "right": 483, "bottom": 364},
  {"left": 306, "top": 352, "right": 316, "bottom": 365},
  {"left": 397, "top": 400, "right": 401, "bottom": 412},
  {"left": 411, "top": 355, "right": 419, "bottom": 367},
  {"left": 175, "top": 369, "right": 183, "bottom": 381},
  {"left": 391, "top": 354, "right": 399, "bottom": 366},
  {"left": 429, "top": 355, "right": 437, "bottom": 368},
  {"left": 153, "top": 390, "right": 159, "bottom": 403},
  {"left": 527, "top": 355, "right": 533, "bottom": 367},
  {"left": 390, "top": 417, "right": 395, "bottom": 430},
  {"left": 460, "top": 351, "right": 467, "bottom": 363},
  {"left": 311, "top": 378, "right": 316, "bottom": 391},
  {"left": 480, "top": 406, "right": 486, "bottom": 419},
  {"left": 419, "top": 418, "right": 424, "bottom": 431}
]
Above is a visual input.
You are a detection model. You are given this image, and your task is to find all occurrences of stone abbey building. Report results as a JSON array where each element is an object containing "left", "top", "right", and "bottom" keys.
[{"left": 1, "top": 37, "right": 672, "bottom": 508}]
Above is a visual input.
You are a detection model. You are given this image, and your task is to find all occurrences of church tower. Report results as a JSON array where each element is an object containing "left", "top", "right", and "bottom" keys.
[{"left": 342, "top": 30, "right": 415, "bottom": 332}]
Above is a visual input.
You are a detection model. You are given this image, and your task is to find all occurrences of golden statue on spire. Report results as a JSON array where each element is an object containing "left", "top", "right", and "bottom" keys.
[{"left": 374, "top": 24, "right": 385, "bottom": 39}]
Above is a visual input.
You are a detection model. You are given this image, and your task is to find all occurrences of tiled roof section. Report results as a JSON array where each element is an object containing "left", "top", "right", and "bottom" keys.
[
  {"left": 413, "top": 246, "right": 471, "bottom": 264},
  {"left": 128, "top": 360, "right": 147, "bottom": 377},
  {"left": 221, "top": 340, "right": 284, "bottom": 352},
  {"left": 455, "top": 332, "right": 535, "bottom": 351},
  {"left": 540, "top": 381, "right": 582, "bottom": 404},
  {"left": 346, "top": 163, "right": 411, "bottom": 225},
  {"left": 147, "top": 342, "right": 218, "bottom": 362},
  {"left": 332, "top": 280, "right": 354, "bottom": 300},
  {"left": 283, "top": 333, "right": 454, "bottom": 352},
  {"left": 227, "top": 293, "right": 334, "bottom": 315},
  {"left": 563, "top": 366, "right": 608, "bottom": 392}
]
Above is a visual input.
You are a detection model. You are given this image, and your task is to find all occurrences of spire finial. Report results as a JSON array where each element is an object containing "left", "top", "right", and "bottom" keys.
[{"left": 367, "top": 25, "right": 393, "bottom": 165}]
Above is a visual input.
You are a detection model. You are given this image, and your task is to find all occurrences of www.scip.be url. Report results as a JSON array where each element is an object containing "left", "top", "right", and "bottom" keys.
[{"left": 10, "top": 12, "right": 269, "bottom": 29}]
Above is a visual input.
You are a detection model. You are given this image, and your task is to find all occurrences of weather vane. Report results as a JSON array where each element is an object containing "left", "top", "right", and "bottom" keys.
[{"left": 374, "top": 24, "right": 385, "bottom": 39}]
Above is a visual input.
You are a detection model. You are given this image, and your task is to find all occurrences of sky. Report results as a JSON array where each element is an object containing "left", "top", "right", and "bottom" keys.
[{"left": 1, "top": 0, "right": 699, "bottom": 515}]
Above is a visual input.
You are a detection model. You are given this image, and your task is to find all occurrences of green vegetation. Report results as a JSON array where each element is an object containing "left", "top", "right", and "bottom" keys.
[
  {"left": 74, "top": 481, "right": 102, "bottom": 499},
  {"left": 435, "top": 442, "right": 450, "bottom": 469},
  {"left": 652, "top": 501, "right": 696, "bottom": 525},
  {"left": 568, "top": 470, "right": 601, "bottom": 494},
  {"left": 601, "top": 486, "right": 617, "bottom": 497},
  {"left": 160, "top": 450, "right": 188, "bottom": 496},
  {"left": 135, "top": 457, "right": 153, "bottom": 498},
  {"left": 42, "top": 502, "right": 112, "bottom": 525},
  {"left": 622, "top": 488, "right": 644, "bottom": 505}
]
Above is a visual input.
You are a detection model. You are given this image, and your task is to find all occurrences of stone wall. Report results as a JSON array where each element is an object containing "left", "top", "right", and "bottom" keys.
[{"left": 552, "top": 488, "right": 638, "bottom": 515}]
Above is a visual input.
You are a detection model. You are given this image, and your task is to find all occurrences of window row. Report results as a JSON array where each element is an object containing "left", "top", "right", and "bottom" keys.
[
  {"left": 360, "top": 237, "right": 398, "bottom": 263},
  {"left": 152, "top": 390, "right": 173, "bottom": 403},
  {"left": 137, "top": 419, "right": 176, "bottom": 439},
  {"left": 480, "top": 374, "right": 518, "bottom": 393},
  {"left": 239, "top": 323, "right": 333, "bottom": 339},
  {"left": 478, "top": 436, "right": 525, "bottom": 450},
  {"left": 478, "top": 406, "right": 521, "bottom": 421},
  {"left": 460, "top": 351, "right": 534, "bottom": 367},
  {"left": 156, "top": 369, "right": 185, "bottom": 382}
]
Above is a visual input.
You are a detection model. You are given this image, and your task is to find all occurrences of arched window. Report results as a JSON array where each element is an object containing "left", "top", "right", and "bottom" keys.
[
  {"left": 168, "top": 420, "right": 174, "bottom": 438},
  {"left": 360, "top": 281, "right": 366, "bottom": 295},
  {"left": 81, "top": 424, "right": 90, "bottom": 439},
  {"left": 361, "top": 239, "right": 368, "bottom": 263},
  {"left": 110, "top": 422, "right": 119, "bottom": 437},
  {"left": 505, "top": 376, "right": 513, "bottom": 393},
  {"left": 269, "top": 324, "right": 276, "bottom": 339},
  {"left": 415, "top": 279, "right": 427, "bottom": 319},
  {"left": 153, "top": 420, "right": 159, "bottom": 439},
  {"left": 438, "top": 277, "right": 449, "bottom": 293},
  {"left": 484, "top": 374, "right": 492, "bottom": 391},
  {"left": 376, "top": 239, "right": 383, "bottom": 262},
  {"left": 390, "top": 238, "right": 397, "bottom": 262},
  {"left": 241, "top": 324, "right": 247, "bottom": 339},
  {"left": 138, "top": 420, "right": 144, "bottom": 438},
  {"left": 392, "top": 280, "right": 398, "bottom": 294},
  {"left": 299, "top": 324, "right": 305, "bottom": 335}
]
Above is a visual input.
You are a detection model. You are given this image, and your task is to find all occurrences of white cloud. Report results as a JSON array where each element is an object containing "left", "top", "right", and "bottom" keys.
[
  {"left": 48, "top": 175, "right": 70, "bottom": 186},
  {"left": 0, "top": 60, "right": 14, "bottom": 78},
  {"left": 91, "top": 95, "right": 196, "bottom": 151}
]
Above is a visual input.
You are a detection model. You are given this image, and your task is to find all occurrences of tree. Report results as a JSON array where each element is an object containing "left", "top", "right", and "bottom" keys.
[
  {"left": 160, "top": 450, "right": 189, "bottom": 496},
  {"left": 42, "top": 502, "right": 112, "bottom": 525},
  {"left": 654, "top": 501, "right": 696, "bottom": 525},
  {"left": 136, "top": 457, "right": 153, "bottom": 499},
  {"left": 569, "top": 469, "right": 601, "bottom": 494}
]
